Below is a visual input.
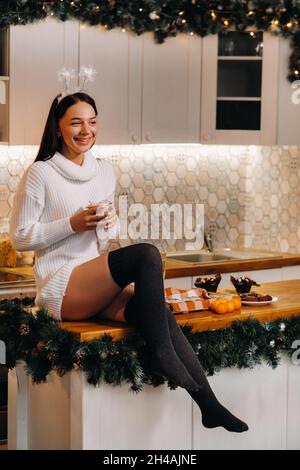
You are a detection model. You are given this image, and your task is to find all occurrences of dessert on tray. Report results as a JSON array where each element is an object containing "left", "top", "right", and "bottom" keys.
[
  {"left": 194, "top": 273, "right": 222, "bottom": 292},
  {"left": 240, "top": 292, "right": 273, "bottom": 302},
  {"left": 230, "top": 275, "right": 260, "bottom": 293}
]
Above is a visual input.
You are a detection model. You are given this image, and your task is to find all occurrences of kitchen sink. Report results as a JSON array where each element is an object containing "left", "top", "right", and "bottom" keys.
[
  {"left": 167, "top": 249, "right": 283, "bottom": 264},
  {"left": 167, "top": 253, "right": 236, "bottom": 263}
]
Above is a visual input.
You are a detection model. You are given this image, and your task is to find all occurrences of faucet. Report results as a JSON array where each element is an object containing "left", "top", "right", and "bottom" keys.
[{"left": 203, "top": 231, "right": 213, "bottom": 252}]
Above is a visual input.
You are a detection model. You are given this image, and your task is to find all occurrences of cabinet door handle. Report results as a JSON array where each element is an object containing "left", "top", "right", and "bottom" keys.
[
  {"left": 131, "top": 134, "right": 138, "bottom": 142},
  {"left": 145, "top": 134, "right": 151, "bottom": 142}
]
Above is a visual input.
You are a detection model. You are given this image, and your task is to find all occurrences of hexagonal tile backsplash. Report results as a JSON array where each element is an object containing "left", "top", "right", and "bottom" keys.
[{"left": 1, "top": 144, "right": 299, "bottom": 253}]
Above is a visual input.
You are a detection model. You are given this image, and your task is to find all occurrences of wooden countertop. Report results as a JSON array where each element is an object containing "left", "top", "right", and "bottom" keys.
[
  {"left": 165, "top": 247, "right": 300, "bottom": 278},
  {"left": 60, "top": 279, "right": 300, "bottom": 342},
  {"left": 2, "top": 248, "right": 300, "bottom": 281}
]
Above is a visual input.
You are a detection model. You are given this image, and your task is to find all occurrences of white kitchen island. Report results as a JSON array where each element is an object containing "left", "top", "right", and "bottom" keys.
[
  {"left": 7, "top": 355, "right": 300, "bottom": 450},
  {"left": 7, "top": 279, "right": 300, "bottom": 450}
]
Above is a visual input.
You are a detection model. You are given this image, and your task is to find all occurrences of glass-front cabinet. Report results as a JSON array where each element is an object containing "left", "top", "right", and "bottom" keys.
[
  {"left": 0, "top": 28, "right": 9, "bottom": 144},
  {"left": 201, "top": 30, "right": 279, "bottom": 145},
  {"left": 217, "top": 31, "right": 263, "bottom": 131}
]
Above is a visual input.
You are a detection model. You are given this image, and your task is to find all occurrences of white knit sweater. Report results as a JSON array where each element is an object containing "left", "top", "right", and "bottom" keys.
[{"left": 9, "top": 150, "right": 118, "bottom": 320}]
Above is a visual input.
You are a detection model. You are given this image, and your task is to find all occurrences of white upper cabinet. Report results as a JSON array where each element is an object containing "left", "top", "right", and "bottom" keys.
[
  {"left": 201, "top": 31, "right": 279, "bottom": 145},
  {"left": 79, "top": 27, "right": 142, "bottom": 145},
  {"left": 277, "top": 37, "right": 300, "bottom": 145},
  {"left": 9, "top": 19, "right": 79, "bottom": 145},
  {"left": 7, "top": 21, "right": 297, "bottom": 146},
  {"left": 141, "top": 33, "right": 201, "bottom": 144},
  {"left": 79, "top": 29, "right": 201, "bottom": 145}
]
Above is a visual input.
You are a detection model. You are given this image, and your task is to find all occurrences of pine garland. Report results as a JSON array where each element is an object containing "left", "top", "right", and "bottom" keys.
[
  {"left": 0, "top": 1, "right": 299, "bottom": 81},
  {"left": 1, "top": 296, "right": 300, "bottom": 392}
]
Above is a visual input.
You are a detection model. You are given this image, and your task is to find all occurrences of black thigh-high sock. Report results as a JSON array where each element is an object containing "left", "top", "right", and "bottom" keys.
[
  {"left": 164, "top": 307, "right": 248, "bottom": 433},
  {"left": 123, "top": 295, "right": 248, "bottom": 433},
  {"left": 107, "top": 243, "right": 200, "bottom": 391}
]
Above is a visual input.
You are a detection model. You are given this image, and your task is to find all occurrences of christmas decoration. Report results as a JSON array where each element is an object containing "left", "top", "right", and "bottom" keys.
[
  {"left": 0, "top": 1, "right": 299, "bottom": 81},
  {"left": 57, "top": 64, "right": 97, "bottom": 98},
  {"left": 280, "top": 322, "right": 286, "bottom": 331},
  {"left": 1, "top": 296, "right": 300, "bottom": 391}
]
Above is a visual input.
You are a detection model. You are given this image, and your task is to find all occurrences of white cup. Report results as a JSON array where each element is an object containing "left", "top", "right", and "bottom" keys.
[
  {"left": 96, "top": 200, "right": 113, "bottom": 252},
  {"left": 96, "top": 199, "right": 112, "bottom": 219}
]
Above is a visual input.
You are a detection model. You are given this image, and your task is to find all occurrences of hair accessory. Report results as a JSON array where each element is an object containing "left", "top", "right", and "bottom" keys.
[{"left": 57, "top": 65, "right": 97, "bottom": 101}]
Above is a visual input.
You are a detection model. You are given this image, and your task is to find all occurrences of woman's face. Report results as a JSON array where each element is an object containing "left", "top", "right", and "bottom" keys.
[{"left": 58, "top": 101, "right": 97, "bottom": 155}]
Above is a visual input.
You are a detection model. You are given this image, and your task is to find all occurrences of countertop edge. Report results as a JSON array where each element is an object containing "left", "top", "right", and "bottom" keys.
[{"left": 165, "top": 255, "right": 300, "bottom": 278}]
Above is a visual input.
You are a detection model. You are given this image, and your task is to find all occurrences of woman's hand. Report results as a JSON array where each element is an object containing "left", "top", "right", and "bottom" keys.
[
  {"left": 97, "top": 206, "right": 118, "bottom": 232},
  {"left": 70, "top": 205, "right": 106, "bottom": 233}
]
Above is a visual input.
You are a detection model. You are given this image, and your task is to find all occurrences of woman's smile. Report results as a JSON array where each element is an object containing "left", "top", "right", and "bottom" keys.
[{"left": 73, "top": 136, "right": 93, "bottom": 145}]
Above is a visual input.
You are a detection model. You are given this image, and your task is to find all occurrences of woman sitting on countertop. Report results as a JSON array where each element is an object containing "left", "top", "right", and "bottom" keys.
[{"left": 9, "top": 84, "right": 248, "bottom": 434}]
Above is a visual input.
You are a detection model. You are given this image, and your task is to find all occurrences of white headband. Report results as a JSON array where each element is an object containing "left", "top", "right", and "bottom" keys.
[{"left": 57, "top": 65, "right": 97, "bottom": 100}]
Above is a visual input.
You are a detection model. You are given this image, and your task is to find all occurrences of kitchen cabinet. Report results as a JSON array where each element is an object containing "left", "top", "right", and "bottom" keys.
[
  {"left": 277, "top": 37, "right": 300, "bottom": 145},
  {"left": 8, "top": 280, "right": 300, "bottom": 449},
  {"left": 79, "top": 27, "right": 142, "bottom": 145},
  {"left": 79, "top": 29, "right": 201, "bottom": 144},
  {"left": 141, "top": 33, "right": 201, "bottom": 144},
  {"left": 201, "top": 31, "right": 279, "bottom": 145},
  {"left": 0, "top": 366, "right": 7, "bottom": 444},
  {"left": 164, "top": 276, "right": 192, "bottom": 289},
  {"left": 9, "top": 22, "right": 201, "bottom": 145},
  {"left": 0, "top": 28, "right": 9, "bottom": 144},
  {"left": 190, "top": 265, "right": 300, "bottom": 291},
  {"left": 8, "top": 352, "right": 300, "bottom": 449},
  {"left": 165, "top": 266, "right": 300, "bottom": 291},
  {"left": 9, "top": 19, "right": 79, "bottom": 145},
  {"left": 7, "top": 21, "right": 297, "bottom": 145}
]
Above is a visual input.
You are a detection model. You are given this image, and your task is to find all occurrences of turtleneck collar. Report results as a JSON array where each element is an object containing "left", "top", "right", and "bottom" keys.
[{"left": 46, "top": 150, "right": 98, "bottom": 182}]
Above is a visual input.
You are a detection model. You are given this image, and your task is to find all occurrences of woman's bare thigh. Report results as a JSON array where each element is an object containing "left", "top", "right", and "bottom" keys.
[
  {"left": 61, "top": 252, "right": 123, "bottom": 321},
  {"left": 99, "top": 283, "right": 134, "bottom": 323}
]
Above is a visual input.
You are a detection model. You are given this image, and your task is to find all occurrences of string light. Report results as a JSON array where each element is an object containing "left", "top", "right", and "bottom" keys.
[
  {"left": 286, "top": 21, "right": 293, "bottom": 29},
  {"left": 121, "top": 28, "right": 126, "bottom": 32},
  {"left": 189, "top": 31, "right": 194, "bottom": 36},
  {"left": 249, "top": 31, "right": 255, "bottom": 37},
  {"left": 247, "top": 10, "right": 254, "bottom": 16},
  {"left": 270, "top": 18, "right": 280, "bottom": 31},
  {"left": 294, "top": 70, "right": 299, "bottom": 76},
  {"left": 139, "top": 8, "right": 143, "bottom": 12},
  {"left": 211, "top": 10, "right": 217, "bottom": 21},
  {"left": 181, "top": 18, "right": 187, "bottom": 24},
  {"left": 149, "top": 11, "right": 160, "bottom": 20},
  {"left": 179, "top": 11, "right": 184, "bottom": 16},
  {"left": 223, "top": 19, "right": 229, "bottom": 27}
]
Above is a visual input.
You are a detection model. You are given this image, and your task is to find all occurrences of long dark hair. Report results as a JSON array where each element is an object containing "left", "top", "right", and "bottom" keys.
[{"left": 34, "top": 92, "right": 98, "bottom": 162}]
